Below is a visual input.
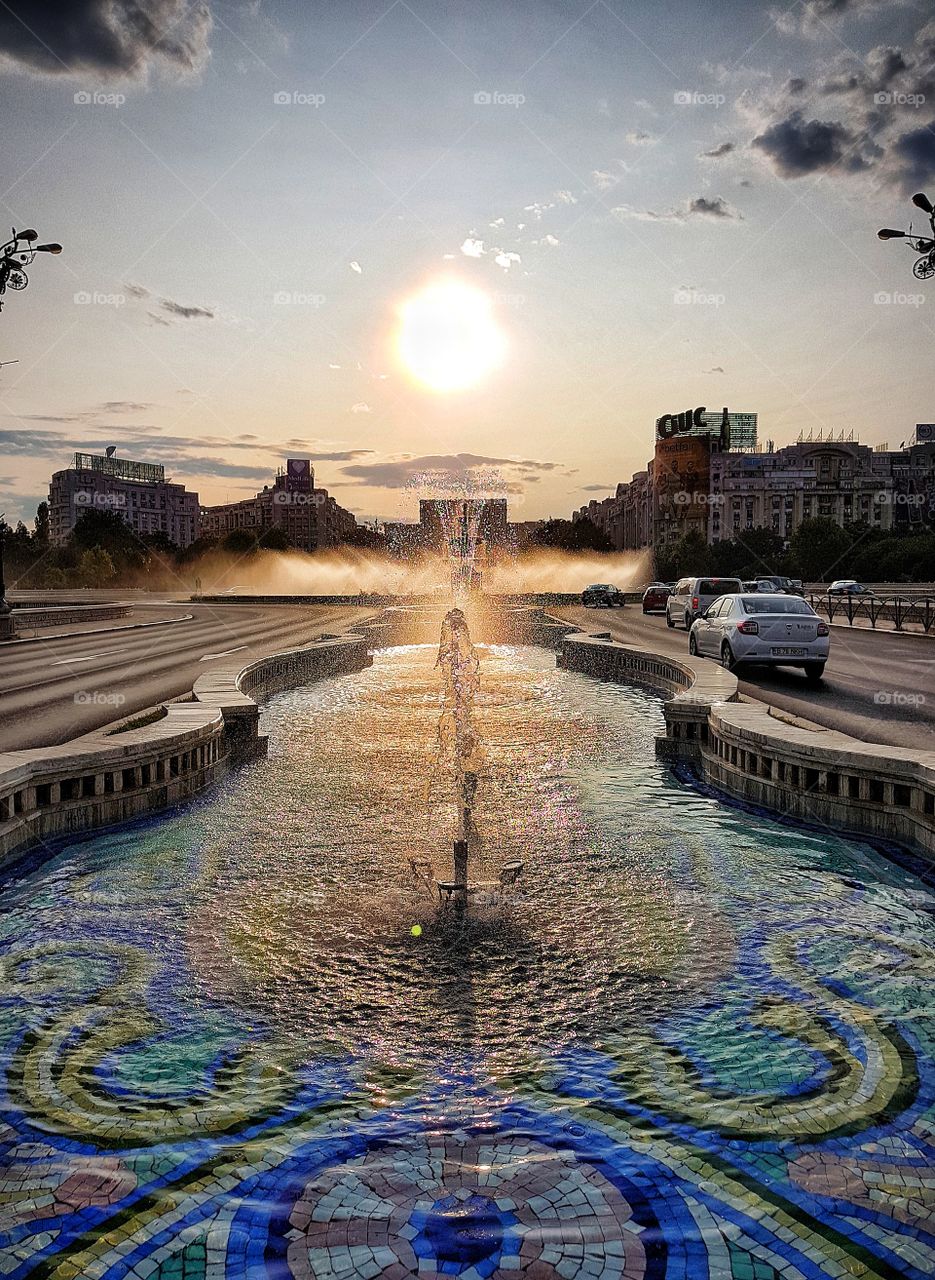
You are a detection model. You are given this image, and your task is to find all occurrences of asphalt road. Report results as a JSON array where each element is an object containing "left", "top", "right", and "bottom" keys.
[
  {"left": 0, "top": 603, "right": 370, "bottom": 753},
  {"left": 3, "top": 597, "right": 933, "bottom": 756},
  {"left": 556, "top": 604, "right": 935, "bottom": 753}
]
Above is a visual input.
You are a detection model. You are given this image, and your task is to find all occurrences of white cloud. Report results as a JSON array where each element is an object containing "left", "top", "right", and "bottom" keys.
[
  {"left": 489, "top": 216, "right": 505, "bottom": 227},
  {"left": 460, "top": 237, "right": 486, "bottom": 258},
  {"left": 555, "top": 189, "right": 578, "bottom": 204},
  {"left": 349, "top": 261, "right": 362, "bottom": 274},
  {"left": 541, "top": 233, "right": 560, "bottom": 246},
  {"left": 351, "top": 402, "right": 372, "bottom": 414},
  {"left": 494, "top": 251, "right": 522, "bottom": 271},
  {"left": 524, "top": 202, "right": 553, "bottom": 220}
]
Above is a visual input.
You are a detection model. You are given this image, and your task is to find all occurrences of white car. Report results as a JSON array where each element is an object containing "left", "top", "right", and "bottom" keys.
[{"left": 688, "top": 593, "right": 830, "bottom": 683}]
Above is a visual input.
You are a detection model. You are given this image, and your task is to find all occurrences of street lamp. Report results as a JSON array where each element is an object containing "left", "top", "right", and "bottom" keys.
[
  {"left": 0, "top": 227, "right": 63, "bottom": 313},
  {"left": 877, "top": 194, "right": 935, "bottom": 280}
]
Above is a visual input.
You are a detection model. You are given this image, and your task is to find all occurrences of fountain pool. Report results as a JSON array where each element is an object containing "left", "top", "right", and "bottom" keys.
[{"left": 0, "top": 642, "right": 933, "bottom": 1279}]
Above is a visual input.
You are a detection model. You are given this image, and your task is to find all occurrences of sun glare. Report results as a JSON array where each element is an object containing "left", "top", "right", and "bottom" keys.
[{"left": 395, "top": 278, "right": 507, "bottom": 392}]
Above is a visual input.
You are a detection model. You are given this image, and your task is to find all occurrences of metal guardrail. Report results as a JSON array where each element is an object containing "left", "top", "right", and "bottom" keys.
[{"left": 807, "top": 592, "right": 935, "bottom": 633}]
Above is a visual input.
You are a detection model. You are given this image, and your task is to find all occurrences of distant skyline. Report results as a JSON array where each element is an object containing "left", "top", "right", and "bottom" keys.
[{"left": 1, "top": 0, "right": 934, "bottom": 526}]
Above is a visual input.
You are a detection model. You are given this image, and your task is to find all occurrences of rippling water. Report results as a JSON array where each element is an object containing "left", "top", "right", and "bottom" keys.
[{"left": 1, "top": 644, "right": 933, "bottom": 1279}]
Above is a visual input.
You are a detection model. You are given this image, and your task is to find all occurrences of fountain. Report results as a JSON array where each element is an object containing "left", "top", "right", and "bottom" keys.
[{"left": 427, "top": 495, "right": 523, "bottom": 905}]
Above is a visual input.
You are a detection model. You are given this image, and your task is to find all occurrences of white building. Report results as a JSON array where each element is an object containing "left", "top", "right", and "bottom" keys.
[{"left": 49, "top": 452, "right": 201, "bottom": 548}]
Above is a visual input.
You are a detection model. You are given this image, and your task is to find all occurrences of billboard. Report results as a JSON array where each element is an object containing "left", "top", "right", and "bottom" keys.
[
  {"left": 653, "top": 434, "right": 712, "bottom": 540},
  {"left": 73, "top": 453, "right": 165, "bottom": 484},
  {"left": 915, "top": 424, "right": 935, "bottom": 443},
  {"left": 285, "top": 458, "right": 312, "bottom": 490}
]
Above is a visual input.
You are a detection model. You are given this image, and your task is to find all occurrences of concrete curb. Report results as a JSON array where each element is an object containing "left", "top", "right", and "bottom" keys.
[{"left": 0, "top": 613, "right": 194, "bottom": 648}]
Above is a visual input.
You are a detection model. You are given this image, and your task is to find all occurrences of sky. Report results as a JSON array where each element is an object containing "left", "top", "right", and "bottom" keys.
[{"left": 1, "top": 0, "right": 934, "bottom": 527}]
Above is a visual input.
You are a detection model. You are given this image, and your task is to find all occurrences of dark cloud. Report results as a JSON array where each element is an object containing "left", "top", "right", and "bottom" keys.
[
  {"left": 687, "top": 196, "right": 741, "bottom": 219},
  {"left": 889, "top": 127, "right": 935, "bottom": 193},
  {"left": 581, "top": 484, "right": 614, "bottom": 492},
  {"left": 163, "top": 458, "right": 271, "bottom": 481},
  {"left": 124, "top": 282, "right": 149, "bottom": 299},
  {"left": 96, "top": 400, "right": 151, "bottom": 414},
  {"left": 752, "top": 111, "right": 868, "bottom": 177},
  {"left": 0, "top": 1, "right": 212, "bottom": 80},
  {"left": 147, "top": 311, "right": 171, "bottom": 327},
  {"left": 701, "top": 142, "right": 735, "bottom": 158},
  {"left": 159, "top": 297, "right": 215, "bottom": 320},
  {"left": 340, "top": 453, "right": 562, "bottom": 490}
]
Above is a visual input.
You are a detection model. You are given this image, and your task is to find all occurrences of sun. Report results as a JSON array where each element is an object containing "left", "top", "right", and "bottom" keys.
[{"left": 395, "top": 278, "right": 507, "bottom": 393}]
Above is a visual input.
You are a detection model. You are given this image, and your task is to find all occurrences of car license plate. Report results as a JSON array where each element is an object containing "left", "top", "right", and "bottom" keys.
[{"left": 771, "top": 646, "right": 806, "bottom": 657}]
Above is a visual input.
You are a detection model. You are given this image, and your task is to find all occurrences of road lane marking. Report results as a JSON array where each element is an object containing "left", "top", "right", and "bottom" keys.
[
  {"left": 199, "top": 645, "right": 248, "bottom": 661},
  {"left": 51, "top": 652, "right": 114, "bottom": 665}
]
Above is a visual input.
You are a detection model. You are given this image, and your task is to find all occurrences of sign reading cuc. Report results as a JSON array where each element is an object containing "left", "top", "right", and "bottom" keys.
[{"left": 656, "top": 406, "right": 707, "bottom": 440}]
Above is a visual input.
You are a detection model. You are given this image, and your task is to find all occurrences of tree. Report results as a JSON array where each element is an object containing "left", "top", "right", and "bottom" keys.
[
  {"left": 221, "top": 529, "right": 259, "bottom": 555},
  {"left": 33, "top": 501, "right": 50, "bottom": 547},
  {"left": 530, "top": 518, "right": 613, "bottom": 553},
  {"left": 654, "top": 529, "right": 710, "bottom": 582},
  {"left": 77, "top": 547, "right": 116, "bottom": 587},
  {"left": 256, "top": 527, "right": 291, "bottom": 551},
  {"left": 708, "top": 528, "right": 785, "bottom": 580},
  {"left": 71, "top": 508, "right": 145, "bottom": 570},
  {"left": 786, "top": 518, "right": 854, "bottom": 582}
]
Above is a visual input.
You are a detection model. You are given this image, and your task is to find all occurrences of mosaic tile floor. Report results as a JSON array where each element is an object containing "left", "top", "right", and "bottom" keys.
[{"left": 0, "top": 645, "right": 933, "bottom": 1278}]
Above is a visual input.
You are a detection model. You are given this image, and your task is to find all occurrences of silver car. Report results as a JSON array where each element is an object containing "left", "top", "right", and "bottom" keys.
[{"left": 688, "top": 593, "right": 830, "bottom": 683}]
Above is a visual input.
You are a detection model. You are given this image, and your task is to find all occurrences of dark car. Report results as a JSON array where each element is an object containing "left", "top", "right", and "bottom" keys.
[
  {"left": 642, "top": 583, "right": 671, "bottom": 613},
  {"left": 756, "top": 575, "right": 805, "bottom": 596},
  {"left": 583, "top": 583, "right": 625, "bottom": 608}
]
